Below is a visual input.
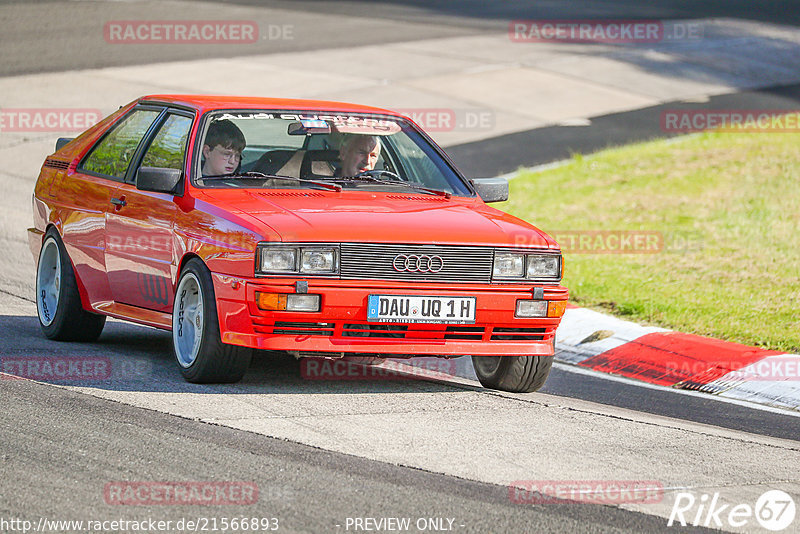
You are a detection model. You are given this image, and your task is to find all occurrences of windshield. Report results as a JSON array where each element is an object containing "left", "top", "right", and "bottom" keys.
[{"left": 194, "top": 110, "right": 473, "bottom": 196}]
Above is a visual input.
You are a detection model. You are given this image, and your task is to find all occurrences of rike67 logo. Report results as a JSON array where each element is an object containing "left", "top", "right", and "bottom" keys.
[{"left": 668, "top": 490, "right": 796, "bottom": 531}]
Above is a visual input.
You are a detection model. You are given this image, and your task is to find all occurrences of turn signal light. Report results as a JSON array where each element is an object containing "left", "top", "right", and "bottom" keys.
[
  {"left": 256, "top": 292, "right": 321, "bottom": 312},
  {"left": 256, "top": 292, "right": 287, "bottom": 311},
  {"left": 547, "top": 301, "right": 567, "bottom": 318}
]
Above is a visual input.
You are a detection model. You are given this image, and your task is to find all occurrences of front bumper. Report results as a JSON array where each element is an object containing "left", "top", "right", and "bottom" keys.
[{"left": 212, "top": 275, "right": 568, "bottom": 357}]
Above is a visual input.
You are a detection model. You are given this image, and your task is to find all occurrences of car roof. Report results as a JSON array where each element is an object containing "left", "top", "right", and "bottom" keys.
[{"left": 139, "top": 94, "right": 401, "bottom": 116}]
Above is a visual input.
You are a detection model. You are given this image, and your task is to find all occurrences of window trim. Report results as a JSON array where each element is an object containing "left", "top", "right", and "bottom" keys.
[
  {"left": 77, "top": 105, "right": 166, "bottom": 183},
  {"left": 189, "top": 109, "right": 477, "bottom": 197},
  {"left": 128, "top": 108, "right": 196, "bottom": 197}
]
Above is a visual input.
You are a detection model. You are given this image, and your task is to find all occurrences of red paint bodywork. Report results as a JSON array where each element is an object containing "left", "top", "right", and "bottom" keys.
[{"left": 29, "top": 95, "right": 568, "bottom": 357}]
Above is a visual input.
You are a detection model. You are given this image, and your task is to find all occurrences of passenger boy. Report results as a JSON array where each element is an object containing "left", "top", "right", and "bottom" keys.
[{"left": 201, "top": 119, "right": 246, "bottom": 176}]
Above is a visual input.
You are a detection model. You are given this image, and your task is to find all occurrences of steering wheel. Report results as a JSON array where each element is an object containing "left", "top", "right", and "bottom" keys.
[{"left": 355, "top": 169, "right": 402, "bottom": 181}]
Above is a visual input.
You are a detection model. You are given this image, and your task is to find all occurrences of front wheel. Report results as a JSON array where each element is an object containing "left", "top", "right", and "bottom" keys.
[
  {"left": 172, "top": 259, "right": 252, "bottom": 383},
  {"left": 472, "top": 355, "right": 553, "bottom": 393}
]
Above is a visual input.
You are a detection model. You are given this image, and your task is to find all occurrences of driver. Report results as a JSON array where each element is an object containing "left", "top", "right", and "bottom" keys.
[{"left": 338, "top": 135, "right": 381, "bottom": 177}]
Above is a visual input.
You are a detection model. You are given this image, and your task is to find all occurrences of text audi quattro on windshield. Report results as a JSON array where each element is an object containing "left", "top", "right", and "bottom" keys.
[{"left": 29, "top": 95, "right": 568, "bottom": 392}]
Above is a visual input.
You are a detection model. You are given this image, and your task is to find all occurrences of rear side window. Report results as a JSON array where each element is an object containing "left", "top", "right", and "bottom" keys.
[
  {"left": 81, "top": 109, "right": 160, "bottom": 179},
  {"left": 141, "top": 114, "right": 193, "bottom": 170}
]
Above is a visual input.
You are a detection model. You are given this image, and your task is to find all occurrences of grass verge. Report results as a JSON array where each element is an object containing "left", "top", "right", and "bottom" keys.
[{"left": 499, "top": 131, "right": 800, "bottom": 352}]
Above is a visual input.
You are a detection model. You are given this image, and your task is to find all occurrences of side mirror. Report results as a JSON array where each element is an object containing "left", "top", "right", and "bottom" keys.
[
  {"left": 136, "top": 166, "right": 182, "bottom": 194},
  {"left": 55, "top": 137, "right": 74, "bottom": 151},
  {"left": 470, "top": 177, "right": 509, "bottom": 203}
]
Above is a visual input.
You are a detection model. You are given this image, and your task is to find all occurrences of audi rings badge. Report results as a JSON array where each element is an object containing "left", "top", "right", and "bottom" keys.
[{"left": 392, "top": 254, "right": 444, "bottom": 273}]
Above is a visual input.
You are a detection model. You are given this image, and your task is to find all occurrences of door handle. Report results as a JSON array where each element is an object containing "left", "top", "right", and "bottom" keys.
[{"left": 110, "top": 197, "right": 127, "bottom": 207}]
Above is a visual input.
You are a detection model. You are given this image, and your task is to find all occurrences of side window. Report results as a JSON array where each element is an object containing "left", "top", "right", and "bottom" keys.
[
  {"left": 141, "top": 114, "right": 193, "bottom": 170},
  {"left": 385, "top": 134, "right": 431, "bottom": 182},
  {"left": 81, "top": 109, "right": 160, "bottom": 180}
]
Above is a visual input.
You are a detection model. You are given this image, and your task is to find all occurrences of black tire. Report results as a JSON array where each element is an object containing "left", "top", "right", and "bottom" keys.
[
  {"left": 36, "top": 230, "right": 106, "bottom": 341},
  {"left": 172, "top": 258, "right": 252, "bottom": 383},
  {"left": 472, "top": 355, "right": 553, "bottom": 393}
]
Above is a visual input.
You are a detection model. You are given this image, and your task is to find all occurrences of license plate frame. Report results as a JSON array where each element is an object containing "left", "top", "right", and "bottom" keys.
[{"left": 367, "top": 295, "right": 477, "bottom": 324}]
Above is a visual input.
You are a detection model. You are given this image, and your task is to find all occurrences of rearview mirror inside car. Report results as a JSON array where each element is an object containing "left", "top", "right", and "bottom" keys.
[{"left": 288, "top": 120, "right": 332, "bottom": 136}]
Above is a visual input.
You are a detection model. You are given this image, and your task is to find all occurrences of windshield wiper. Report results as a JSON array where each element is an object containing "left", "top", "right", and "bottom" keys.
[
  {"left": 199, "top": 171, "right": 342, "bottom": 192},
  {"left": 339, "top": 172, "right": 452, "bottom": 198}
]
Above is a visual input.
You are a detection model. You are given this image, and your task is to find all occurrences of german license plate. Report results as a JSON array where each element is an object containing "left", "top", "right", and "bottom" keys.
[{"left": 367, "top": 295, "right": 476, "bottom": 324}]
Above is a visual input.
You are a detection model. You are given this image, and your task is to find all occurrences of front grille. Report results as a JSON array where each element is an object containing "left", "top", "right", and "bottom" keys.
[
  {"left": 272, "top": 321, "right": 334, "bottom": 336},
  {"left": 339, "top": 243, "right": 493, "bottom": 283},
  {"left": 444, "top": 326, "right": 485, "bottom": 340},
  {"left": 252, "top": 318, "right": 550, "bottom": 344},
  {"left": 491, "top": 327, "right": 546, "bottom": 341},
  {"left": 342, "top": 324, "right": 408, "bottom": 338}
]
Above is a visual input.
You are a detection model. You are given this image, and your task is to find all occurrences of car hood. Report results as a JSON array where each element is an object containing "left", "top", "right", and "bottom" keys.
[{"left": 194, "top": 189, "right": 558, "bottom": 249}]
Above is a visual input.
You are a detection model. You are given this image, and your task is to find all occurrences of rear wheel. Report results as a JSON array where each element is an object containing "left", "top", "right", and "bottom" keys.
[
  {"left": 472, "top": 355, "right": 553, "bottom": 393},
  {"left": 172, "top": 258, "right": 252, "bottom": 383},
  {"left": 36, "top": 230, "right": 106, "bottom": 341}
]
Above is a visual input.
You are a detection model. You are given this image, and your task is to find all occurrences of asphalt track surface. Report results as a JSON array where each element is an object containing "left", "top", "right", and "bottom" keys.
[
  {"left": 1, "top": 1, "right": 799, "bottom": 532},
  {"left": 0, "top": 308, "right": 793, "bottom": 532},
  {"left": 2, "top": 0, "right": 800, "bottom": 77},
  {"left": 1, "top": 365, "right": 708, "bottom": 534},
  {"left": 449, "top": 82, "right": 800, "bottom": 177}
]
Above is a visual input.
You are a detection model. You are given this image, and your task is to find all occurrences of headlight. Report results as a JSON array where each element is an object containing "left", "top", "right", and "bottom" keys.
[
  {"left": 257, "top": 245, "right": 339, "bottom": 276},
  {"left": 527, "top": 255, "right": 560, "bottom": 278},
  {"left": 301, "top": 248, "right": 337, "bottom": 273},
  {"left": 260, "top": 248, "right": 297, "bottom": 272},
  {"left": 493, "top": 253, "right": 525, "bottom": 278},
  {"left": 492, "top": 251, "right": 561, "bottom": 281}
]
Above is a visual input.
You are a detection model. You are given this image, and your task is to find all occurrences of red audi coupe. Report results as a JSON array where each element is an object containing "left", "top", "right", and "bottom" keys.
[{"left": 29, "top": 95, "right": 568, "bottom": 392}]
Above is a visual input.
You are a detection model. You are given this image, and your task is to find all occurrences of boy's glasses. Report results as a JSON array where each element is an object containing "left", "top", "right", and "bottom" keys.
[{"left": 213, "top": 147, "right": 242, "bottom": 162}]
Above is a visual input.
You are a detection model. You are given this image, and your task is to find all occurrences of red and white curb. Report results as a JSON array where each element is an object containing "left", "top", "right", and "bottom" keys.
[
  {"left": 555, "top": 307, "right": 800, "bottom": 412},
  {"left": 381, "top": 307, "right": 799, "bottom": 413}
]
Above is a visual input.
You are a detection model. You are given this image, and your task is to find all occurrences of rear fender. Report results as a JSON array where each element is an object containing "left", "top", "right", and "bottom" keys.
[{"left": 40, "top": 224, "right": 95, "bottom": 314}]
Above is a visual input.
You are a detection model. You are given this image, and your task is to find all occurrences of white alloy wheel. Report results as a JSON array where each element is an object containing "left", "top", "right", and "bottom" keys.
[
  {"left": 36, "top": 237, "right": 61, "bottom": 327},
  {"left": 173, "top": 272, "right": 204, "bottom": 368}
]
